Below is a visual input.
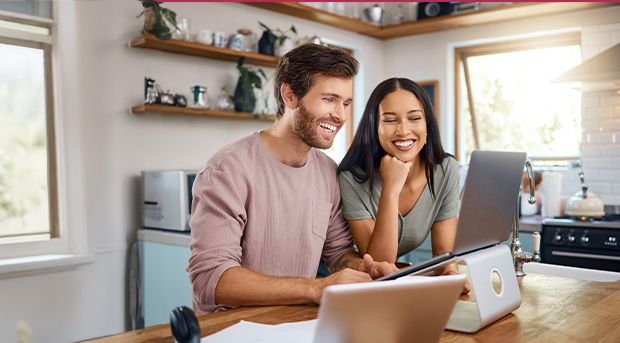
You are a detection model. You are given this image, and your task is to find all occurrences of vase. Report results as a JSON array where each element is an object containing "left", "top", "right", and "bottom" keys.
[
  {"left": 233, "top": 77, "right": 255, "bottom": 112},
  {"left": 258, "top": 31, "right": 275, "bottom": 56}
]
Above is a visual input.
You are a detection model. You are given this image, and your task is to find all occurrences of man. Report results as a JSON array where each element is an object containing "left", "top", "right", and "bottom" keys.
[{"left": 187, "top": 44, "right": 398, "bottom": 315}]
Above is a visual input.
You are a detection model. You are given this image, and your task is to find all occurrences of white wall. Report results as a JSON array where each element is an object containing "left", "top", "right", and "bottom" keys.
[
  {"left": 0, "top": 2, "right": 383, "bottom": 342},
  {"left": 382, "top": 6, "right": 620, "bottom": 205}
]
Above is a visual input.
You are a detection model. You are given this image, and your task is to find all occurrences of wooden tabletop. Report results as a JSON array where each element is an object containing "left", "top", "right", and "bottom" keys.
[{"left": 83, "top": 272, "right": 620, "bottom": 343}]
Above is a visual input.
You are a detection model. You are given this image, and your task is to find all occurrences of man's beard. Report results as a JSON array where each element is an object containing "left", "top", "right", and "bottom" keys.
[{"left": 292, "top": 101, "right": 338, "bottom": 150}]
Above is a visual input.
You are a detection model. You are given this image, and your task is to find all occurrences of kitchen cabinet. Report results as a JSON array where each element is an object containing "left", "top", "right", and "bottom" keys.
[
  {"left": 244, "top": 2, "right": 618, "bottom": 40},
  {"left": 130, "top": 33, "right": 278, "bottom": 122}
]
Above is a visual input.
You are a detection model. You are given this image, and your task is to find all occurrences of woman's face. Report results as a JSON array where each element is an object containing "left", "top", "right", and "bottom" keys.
[{"left": 377, "top": 89, "right": 427, "bottom": 162}]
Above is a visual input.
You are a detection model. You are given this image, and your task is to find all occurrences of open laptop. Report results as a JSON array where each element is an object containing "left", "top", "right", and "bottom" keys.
[
  {"left": 375, "top": 150, "right": 527, "bottom": 281},
  {"left": 313, "top": 274, "right": 466, "bottom": 343}
]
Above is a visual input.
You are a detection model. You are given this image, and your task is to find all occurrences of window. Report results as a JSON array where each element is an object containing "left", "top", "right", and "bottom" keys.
[
  {"left": 455, "top": 33, "right": 583, "bottom": 165},
  {"left": 0, "top": 6, "right": 58, "bottom": 251}
]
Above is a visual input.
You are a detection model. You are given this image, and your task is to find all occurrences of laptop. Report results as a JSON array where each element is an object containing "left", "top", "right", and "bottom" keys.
[
  {"left": 375, "top": 150, "right": 526, "bottom": 281},
  {"left": 313, "top": 274, "right": 466, "bottom": 343}
]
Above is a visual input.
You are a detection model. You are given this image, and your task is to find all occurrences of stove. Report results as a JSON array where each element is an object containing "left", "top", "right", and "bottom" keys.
[{"left": 541, "top": 214, "right": 620, "bottom": 272}]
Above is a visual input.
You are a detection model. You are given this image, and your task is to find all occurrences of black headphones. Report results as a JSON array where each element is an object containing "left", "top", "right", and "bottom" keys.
[{"left": 170, "top": 306, "right": 201, "bottom": 343}]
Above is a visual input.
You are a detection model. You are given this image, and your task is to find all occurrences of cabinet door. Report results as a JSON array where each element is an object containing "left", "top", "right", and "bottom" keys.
[{"left": 141, "top": 241, "right": 192, "bottom": 327}]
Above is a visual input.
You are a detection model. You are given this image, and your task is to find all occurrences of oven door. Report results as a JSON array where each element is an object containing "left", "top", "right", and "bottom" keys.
[{"left": 541, "top": 224, "right": 620, "bottom": 272}]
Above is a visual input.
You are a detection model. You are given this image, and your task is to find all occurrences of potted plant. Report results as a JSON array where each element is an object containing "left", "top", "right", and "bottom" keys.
[
  {"left": 233, "top": 57, "right": 268, "bottom": 113},
  {"left": 258, "top": 21, "right": 297, "bottom": 56},
  {"left": 137, "top": 0, "right": 180, "bottom": 41}
]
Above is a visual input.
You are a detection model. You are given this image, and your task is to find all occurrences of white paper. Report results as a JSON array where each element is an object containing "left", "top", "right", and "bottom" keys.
[{"left": 201, "top": 319, "right": 317, "bottom": 343}]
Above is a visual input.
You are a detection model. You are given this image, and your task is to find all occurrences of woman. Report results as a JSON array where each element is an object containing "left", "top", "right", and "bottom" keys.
[{"left": 338, "top": 77, "right": 470, "bottom": 293}]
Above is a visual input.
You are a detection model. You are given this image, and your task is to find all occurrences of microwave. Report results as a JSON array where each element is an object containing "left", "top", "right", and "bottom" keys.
[{"left": 141, "top": 170, "right": 197, "bottom": 231}]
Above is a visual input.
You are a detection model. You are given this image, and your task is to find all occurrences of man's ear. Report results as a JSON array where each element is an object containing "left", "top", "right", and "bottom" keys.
[{"left": 280, "top": 83, "right": 298, "bottom": 110}]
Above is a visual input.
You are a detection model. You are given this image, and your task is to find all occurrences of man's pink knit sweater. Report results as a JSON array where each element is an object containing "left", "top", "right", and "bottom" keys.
[{"left": 187, "top": 132, "right": 355, "bottom": 314}]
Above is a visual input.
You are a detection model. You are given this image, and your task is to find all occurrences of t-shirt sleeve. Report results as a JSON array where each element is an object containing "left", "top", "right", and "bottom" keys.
[
  {"left": 337, "top": 171, "right": 374, "bottom": 221},
  {"left": 186, "top": 165, "right": 246, "bottom": 314},
  {"left": 321, "top": 179, "right": 356, "bottom": 269},
  {"left": 435, "top": 157, "right": 461, "bottom": 222}
]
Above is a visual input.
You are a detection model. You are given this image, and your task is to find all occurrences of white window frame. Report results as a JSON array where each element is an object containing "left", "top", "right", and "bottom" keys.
[{"left": 0, "top": 5, "right": 92, "bottom": 275}]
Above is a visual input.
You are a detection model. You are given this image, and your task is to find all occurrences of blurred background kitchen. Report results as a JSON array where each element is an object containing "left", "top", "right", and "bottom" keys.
[{"left": 0, "top": 1, "right": 619, "bottom": 342}]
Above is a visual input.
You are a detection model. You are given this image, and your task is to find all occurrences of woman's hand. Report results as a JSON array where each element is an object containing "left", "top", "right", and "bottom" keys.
[
  {"left": 441, "top": 269, "right": 472, "bottom": 294},
  {"left": 379, "top": 155, "right": 411, "bottom": 196}
]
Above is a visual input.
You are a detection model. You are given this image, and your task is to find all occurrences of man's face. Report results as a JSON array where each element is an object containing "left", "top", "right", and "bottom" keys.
[{"left": 291, "top": 75, "right": 353, "bottom": 149}]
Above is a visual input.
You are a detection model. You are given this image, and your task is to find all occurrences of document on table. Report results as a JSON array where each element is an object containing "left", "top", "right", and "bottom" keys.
[{"left": 201, "top": 319, "right": 317, "bottom": 343}]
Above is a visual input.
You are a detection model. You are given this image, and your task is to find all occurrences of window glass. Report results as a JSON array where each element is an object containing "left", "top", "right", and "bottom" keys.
[
  {"left": 0, "top": 43, "right": 50, "bottom": 238},
  {"left": 0, "top": 1, "right": 53, "bottom": 19},
  {"left": 459, "top": 44, "right": 582, "bottom": 164}
]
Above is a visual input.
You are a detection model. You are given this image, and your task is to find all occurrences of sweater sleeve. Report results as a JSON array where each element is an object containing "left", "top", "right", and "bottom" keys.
[
  {"left": 322, "top": 178, "right": 356, "bottom": 269},
  {"left": 187, "top": 166, "right": 246, "bottom": 314}
]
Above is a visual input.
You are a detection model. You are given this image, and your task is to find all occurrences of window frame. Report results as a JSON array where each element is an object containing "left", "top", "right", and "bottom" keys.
[
  {"left": 454, "top": 32, "right": 582, "bottom": 163},
  {"left": 0, "top": 9, "right": 63, "bottom": 258}
]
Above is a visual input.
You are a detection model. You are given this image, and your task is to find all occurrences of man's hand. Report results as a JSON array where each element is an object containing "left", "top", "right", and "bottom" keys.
[
  {"left": 362, "top": 253, "right": 399, "bottom": 279},
  {"left": 441, "top": 269, "right": 472, "bottom": 294},
  {"left": 312, "top": 268, "right": 373, "bottom": 303}
]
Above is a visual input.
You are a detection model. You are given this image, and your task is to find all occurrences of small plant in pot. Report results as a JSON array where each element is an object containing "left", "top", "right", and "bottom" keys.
[
  {"left": 137, "top": 0, "right": 179, "bottom": 41},
  {"left": 258, "top": 21, "right": 297, "bottom": 56},
  {"left": 233, "top": 57, "right": 268, "bottom": 114}
]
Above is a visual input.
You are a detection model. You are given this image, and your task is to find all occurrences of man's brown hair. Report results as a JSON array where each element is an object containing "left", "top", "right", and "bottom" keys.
[{"left": 273, "top": 44, "right": 359, "bottom": 119}]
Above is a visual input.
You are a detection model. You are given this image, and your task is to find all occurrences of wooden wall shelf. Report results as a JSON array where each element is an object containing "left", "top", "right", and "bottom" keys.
[
  {"left": 244, "top": 2, "right": 619, "bottom": 40},
  {"left": 130, "top": 33, "right": 280, "bottom": 68},
  {"left": 132, "top": 104, "right": 276, "bottom": 122}
]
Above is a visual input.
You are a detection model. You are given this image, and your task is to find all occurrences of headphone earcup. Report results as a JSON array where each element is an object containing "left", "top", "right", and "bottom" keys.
[{"left": 170, "top": 306, "right": 199, "bottom": 343}]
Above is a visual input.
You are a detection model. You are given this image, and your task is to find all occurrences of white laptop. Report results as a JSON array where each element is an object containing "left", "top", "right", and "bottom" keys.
[{"left": 312, "top": 274, "right": 466, "bottom": 343}]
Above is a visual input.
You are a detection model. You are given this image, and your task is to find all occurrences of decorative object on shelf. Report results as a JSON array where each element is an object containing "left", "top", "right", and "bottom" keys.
[
  {"left": 158, "top": 89, "right": 175, "bottom": 106},
  {"left": 173, "top": 94, "right": 187, "bottom": 107},
  {"left": 364, "top": 4, "right": 383, "bottom": 25},
  {"left": 295, "top": 35, "right": 325, "bottom": 47},
  {"left": 190, "top": 86, "right": 210, "bottom": 108},
  {"left": 137, "top": 0, "right": 180, "bottom": 41},
  {"left": 195, "top": 29, "right": 213, "bottom": 45},
  {"left": 453, "top": 2, "right": 481, "bottom": 14},
  {"left": 233, "top": 57, "right": 267, "bottom": 112},
  {"left": 171, "top": 17, "right": 191, "bottom": 41},
  {"left": 213, "top": 31, "right": 228, "bottom": 48},
  {"left": 228, "top": 33, "right": 244, "bottom": 51},
  {"left": 213, "top": 87, "right": 235, "bottom": 111},
  {"left": 258, "top": 21, "right": 297, "bottom": 56},
  {"left": 238, "top": 28, "right": 257, "bottom": 53},
  {"left": 417, "top": 2, "right": 455, "bottom": 20},
  {"left": 145, "top": 77, "right": 157, "bottom": 104}
]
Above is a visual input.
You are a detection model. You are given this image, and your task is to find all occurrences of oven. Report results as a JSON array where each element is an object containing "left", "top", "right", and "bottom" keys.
[{"left": 541, "top": 215, "right": 620, "bottom": 272}]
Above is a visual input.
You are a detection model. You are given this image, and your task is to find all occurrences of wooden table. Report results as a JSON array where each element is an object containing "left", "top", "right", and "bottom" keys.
[{"left": 83, "top": 272, "right": 620, "bottom": 343}]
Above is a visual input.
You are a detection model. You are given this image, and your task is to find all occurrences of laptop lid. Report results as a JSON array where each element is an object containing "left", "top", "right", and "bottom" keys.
[
  {"left": 451, "top": 150, "right": 526, "bottom": 255},
  {"left": 313, "top": 274, "right": 466, "bottom": 343}
]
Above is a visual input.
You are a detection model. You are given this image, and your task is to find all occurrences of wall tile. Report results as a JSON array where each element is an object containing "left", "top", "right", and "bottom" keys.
[
  {"left": 615, "top": 106, "right": 620, "bottom": 118},
  {"left": 613, "top": 183, "right": 620, "bottom": 194},
  {"left": 588, "top": 182, "right": 612, "bottom": 194},
  {"left": 562, "top": 180, "right": 581, "bottom": 194},
  {"left": 601, "top": 145, "right": 620, "bottom": 156},
  {"left": 583, "top": 31, "right": 612, "bottom": 47},
  {"left": 615, "top": 133, "right": 620, "bottom": 144},
  {"left": 582, "top": 120, "right": 600, "bottom": 133},
  {"left": 589, "top": 107, "right": 613, "bottom": 119},
  {"left": 582, "top": 145, "right": 600, "bottom": 157},
  {"left": 582, "top": 94, "right": 599, "bottom": 108},
  {"left": 601, "top": 120, "right": 620, "bottom": 132},
  {"left": 614, "top": 158, "right": 620, "bottom": 169},
  {"left": 588, "top": 132, "right": 613, "bottom": 144},
  {"left": 599, "top": 23, "right": 620, "bottom": 32},
  {"left": 600, "top": 170, "right": 620, "bottom": 182},
  {"left": 580, "top": 169, "right": 599, "bottom": 181},
  {"left": 581, "top": 26, "right": 599, "bottom": 35},
  {"left": 601, "top": 94, "right": 620, "bottom": 107},
  {"left": 581, "top": 45, "right": 600, "bottom": 60},
  {"left": 600, "top": 194, "right": 620, "bottom": 205},
  {"left": 586, "top": 157, "right": 613, "bottom": 169}
]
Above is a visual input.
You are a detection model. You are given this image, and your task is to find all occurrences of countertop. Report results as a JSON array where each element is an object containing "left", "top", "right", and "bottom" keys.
[{"left": 81, "top": 268, "right": 620, "bottom": 343}]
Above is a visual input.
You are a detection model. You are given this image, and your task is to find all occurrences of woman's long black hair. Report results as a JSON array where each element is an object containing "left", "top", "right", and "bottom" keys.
[{"left": 337, "top": 77, "right": 447, "bottom": 200}]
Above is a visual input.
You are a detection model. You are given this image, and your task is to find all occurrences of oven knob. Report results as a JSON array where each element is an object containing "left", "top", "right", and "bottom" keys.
[
  {"left": 567, "top": 234, "right": 576, "bottom": 243},
  {"left": 581, "top": 236, "right": 590, "bottom": 245},
  {"left": 554, "top": 234, "right": 563, "bottom": 242}
]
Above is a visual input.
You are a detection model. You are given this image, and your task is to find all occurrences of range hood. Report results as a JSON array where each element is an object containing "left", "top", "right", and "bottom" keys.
[{"left": 551, "top": 43, "right": 620, "bottom": 92}]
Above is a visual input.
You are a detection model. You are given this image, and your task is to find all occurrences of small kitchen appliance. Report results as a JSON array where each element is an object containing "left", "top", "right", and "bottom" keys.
[{"left": 141, "top": 170, "right": 197, "bottom": 231}]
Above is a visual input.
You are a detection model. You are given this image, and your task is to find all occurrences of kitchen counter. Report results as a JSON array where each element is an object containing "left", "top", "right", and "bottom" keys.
[
  {"left": 518, "top": 215, "right": 542, "bottom": 233},
  {"left": 81, "top": 269, "right": 620, "bottom": 343}
]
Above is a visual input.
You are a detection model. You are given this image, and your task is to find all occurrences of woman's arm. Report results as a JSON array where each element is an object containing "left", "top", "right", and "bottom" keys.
[{"left": 431, "top": 216, "right": 471, "bottom": 294}]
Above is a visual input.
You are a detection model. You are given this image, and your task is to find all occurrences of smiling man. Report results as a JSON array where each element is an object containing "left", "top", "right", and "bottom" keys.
[{"left": 187, "top": 44, "right": 398, "bottom": 315}]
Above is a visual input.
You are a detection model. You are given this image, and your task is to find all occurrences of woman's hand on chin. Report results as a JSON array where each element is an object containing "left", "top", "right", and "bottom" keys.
[{"left": 379, "top": 154, "right": 411, "bottom": 195}]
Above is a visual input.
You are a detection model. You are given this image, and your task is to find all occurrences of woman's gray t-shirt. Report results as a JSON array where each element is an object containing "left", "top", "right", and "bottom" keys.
[{"left": 338, "top": 157, "right": 461, "bottom": 258}]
